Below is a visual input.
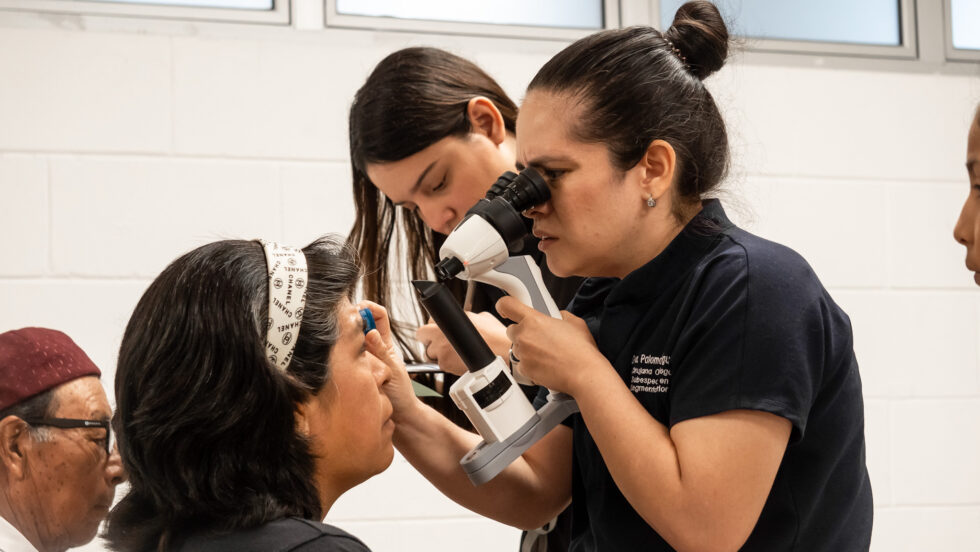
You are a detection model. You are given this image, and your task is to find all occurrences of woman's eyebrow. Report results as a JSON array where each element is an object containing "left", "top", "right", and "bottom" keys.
[{"left": 525, "top": 155, "right": 576, "bottom": 168}]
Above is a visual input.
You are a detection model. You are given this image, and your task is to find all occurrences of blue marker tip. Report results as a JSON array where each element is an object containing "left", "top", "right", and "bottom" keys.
[{"left": 359, "top": 308, "right": 376, "bottom": 334}]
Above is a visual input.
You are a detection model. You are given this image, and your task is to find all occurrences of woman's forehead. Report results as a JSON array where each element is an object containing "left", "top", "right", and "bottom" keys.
[{"left": 516, "top": 93, "right": 585, "bottom": 162}]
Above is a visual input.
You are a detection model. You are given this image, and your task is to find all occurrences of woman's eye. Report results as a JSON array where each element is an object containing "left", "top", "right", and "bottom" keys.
[
  {"left": 432, "top": 178, "right": 447, "bottom": 192},
  {"left": 542, "top": 169, "right": 565, "bottom": 182}
]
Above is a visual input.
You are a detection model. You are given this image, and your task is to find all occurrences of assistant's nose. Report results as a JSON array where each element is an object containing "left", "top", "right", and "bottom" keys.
[{"left": 417, "top": 200, "right": 457, "bottom": 235}]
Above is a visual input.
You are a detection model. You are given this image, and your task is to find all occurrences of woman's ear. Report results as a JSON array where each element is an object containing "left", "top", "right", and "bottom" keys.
[
  {"left": 637, "top": 139, "right": 677, "bottom": 201},
  {"left": 466, "top": 96, "right": 507, "bottom": 146}
]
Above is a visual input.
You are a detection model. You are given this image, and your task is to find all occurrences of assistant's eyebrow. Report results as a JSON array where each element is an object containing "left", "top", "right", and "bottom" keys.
[
  {"left": 392, "top": 160, "right": 438, "bottom": 206},
  {"left": 967, "top": 159, "right": 977, "bottom": 178}
]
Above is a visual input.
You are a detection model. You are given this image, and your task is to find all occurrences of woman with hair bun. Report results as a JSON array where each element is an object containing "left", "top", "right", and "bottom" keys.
[{"left": 379, "top": 2, "right": 873, "bottom": 550}]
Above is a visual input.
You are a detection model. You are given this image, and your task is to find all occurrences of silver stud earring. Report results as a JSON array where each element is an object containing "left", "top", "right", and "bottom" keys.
[{"left": 646, "top": 195, "right": 657, "bottom": 208}]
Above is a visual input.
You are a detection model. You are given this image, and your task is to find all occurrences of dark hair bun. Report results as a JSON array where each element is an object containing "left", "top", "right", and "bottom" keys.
[{"left": 663, "top": 1, "right": 729, "bottom": 80}]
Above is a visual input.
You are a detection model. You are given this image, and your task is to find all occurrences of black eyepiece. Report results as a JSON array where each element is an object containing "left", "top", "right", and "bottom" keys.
[
  {"left": 496, "top": 168, "right": 549, "bottom": 212},
  {"left": 485, "top": 171, "right": 517, "bottom": 200},
  {"left": 453, "top": 167, "right": 550, "bottom": 255}
]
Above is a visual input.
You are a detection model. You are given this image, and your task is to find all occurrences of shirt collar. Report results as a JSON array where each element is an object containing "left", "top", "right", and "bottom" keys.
[
  {"left": 604, "top": 198, "right": 733, "bottom": 307},
  {"left": 0, "top": 514, "right": 39, "bottom": 552}
]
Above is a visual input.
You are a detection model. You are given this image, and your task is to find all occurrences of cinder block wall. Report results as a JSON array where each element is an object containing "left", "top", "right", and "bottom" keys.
[{"left": 0, "top": 5, "right": 977, "bottom": 551}]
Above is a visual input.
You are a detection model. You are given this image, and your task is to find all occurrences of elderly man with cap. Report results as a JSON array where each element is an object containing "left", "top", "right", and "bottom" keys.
[{"left": 0, "top": 327, "right": 125, "bottom": 552}]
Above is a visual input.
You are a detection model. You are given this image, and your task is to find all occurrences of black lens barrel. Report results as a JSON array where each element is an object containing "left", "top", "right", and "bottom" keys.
[{"left": 413, "top": 280, "right": 495, "bottom": 372}]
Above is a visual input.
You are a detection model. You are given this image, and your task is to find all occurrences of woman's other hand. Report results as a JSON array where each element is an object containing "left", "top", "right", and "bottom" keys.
[
  {"left": 416, "top": 311, "right": 510, "bottom": 376},
  {"left": 495, "top": 296, "right": 608, "bottom": 395}
]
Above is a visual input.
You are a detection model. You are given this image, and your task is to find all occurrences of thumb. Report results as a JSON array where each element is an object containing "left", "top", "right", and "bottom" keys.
[{"left": 495, "top": 295, "right": 535, "bottom": 323}]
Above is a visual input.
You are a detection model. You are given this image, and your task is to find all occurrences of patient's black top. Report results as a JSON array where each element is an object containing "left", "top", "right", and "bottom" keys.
[
  {"left": 547, "top": 199, "right": 873, "bottom": 551},
  {"left": 178, "top": 518, "right": 370, "bottom": 552}
]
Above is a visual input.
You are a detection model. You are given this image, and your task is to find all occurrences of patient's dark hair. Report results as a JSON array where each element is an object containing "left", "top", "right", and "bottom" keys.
[{"left": 105, "top": 236, "right": 359, "bottom": 552}]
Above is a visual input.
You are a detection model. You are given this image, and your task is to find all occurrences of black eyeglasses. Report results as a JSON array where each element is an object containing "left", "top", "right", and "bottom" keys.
[{"left": 22, "top": 417, "right": 114, "bottom": 456}]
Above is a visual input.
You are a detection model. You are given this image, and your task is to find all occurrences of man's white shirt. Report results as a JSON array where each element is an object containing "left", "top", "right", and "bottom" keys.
[{"left": 0, "top": 514, "right": 37, "bottom": 552}]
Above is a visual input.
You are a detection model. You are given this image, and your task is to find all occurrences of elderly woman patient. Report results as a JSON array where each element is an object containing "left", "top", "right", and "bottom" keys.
[{"left": 105, "top": 236, "right": 393, "bottom": 552}]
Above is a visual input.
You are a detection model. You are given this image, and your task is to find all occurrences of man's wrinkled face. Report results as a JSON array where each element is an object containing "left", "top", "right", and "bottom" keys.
[{"left": 25, "top": 377, "right": 124, "bottom": 550}]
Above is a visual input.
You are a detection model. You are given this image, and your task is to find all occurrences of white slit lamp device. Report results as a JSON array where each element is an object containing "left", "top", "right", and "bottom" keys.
[{"left": 412, "top": 168, "right": 579, "bottom": 486}]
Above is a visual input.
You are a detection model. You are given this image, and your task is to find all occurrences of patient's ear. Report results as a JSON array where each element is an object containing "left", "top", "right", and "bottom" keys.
[
  {"left": 294, "top": 402, "right": 312, "bottom": 437},
  {"left": 0, "top": 415, "right": 30, "bottom": 479}
]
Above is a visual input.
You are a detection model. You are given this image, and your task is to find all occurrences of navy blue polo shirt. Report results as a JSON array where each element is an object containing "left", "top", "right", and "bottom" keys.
[{"left": 551, "top": 200, "right": 872, "bottom": 551}]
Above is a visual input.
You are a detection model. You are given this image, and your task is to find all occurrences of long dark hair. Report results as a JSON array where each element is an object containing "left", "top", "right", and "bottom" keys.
[
  {"left": 528, "top": 1, "right": 730, "bottom": 220},
  {"left": 347, "top": 47, "right": 517, "bottom": 359},
  {"left": 105, "top": 236, "right": 359, "bottom": 552}
]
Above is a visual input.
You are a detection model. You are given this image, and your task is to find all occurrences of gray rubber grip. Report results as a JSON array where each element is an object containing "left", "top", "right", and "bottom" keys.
[{"left": 496, "top": 256, "right": 555, "bottom": 317}]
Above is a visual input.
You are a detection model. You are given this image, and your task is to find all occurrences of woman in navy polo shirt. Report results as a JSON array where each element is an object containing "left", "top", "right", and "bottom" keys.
[{"left": 374, "top": 2, "right": 873, "bottom": 550}]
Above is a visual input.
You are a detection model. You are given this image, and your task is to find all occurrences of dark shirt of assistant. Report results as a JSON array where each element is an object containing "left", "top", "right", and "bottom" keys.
[
  {"left": 177, "top": 518, "right": 371, "bottom": 552},
  {"left": 558, "top": 199, "right": 873, "bottom": 551}
]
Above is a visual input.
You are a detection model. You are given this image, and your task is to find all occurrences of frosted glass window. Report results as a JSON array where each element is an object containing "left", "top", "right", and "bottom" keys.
[
  {"left": 92, "top": 0, "right": 273, "bottom": 8},
  {"left": 660, "top": 0, "right": 902, "bottom": 46},
  {"left": 336, "top": 0, "right": 604, "bottom": 29},
  {"left": 951, "top": 0, "right": 980, "bottom": 50}
]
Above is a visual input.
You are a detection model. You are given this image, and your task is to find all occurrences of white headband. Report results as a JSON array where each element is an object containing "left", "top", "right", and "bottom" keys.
[{"left": 260, "top": 240, "right": 308, "bottom": 371}]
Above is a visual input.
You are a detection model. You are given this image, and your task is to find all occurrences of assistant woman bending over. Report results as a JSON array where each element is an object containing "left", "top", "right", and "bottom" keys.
[
  {"left": 371, "top": 3, "right": 873, "bottom": 551},
  {"left": 348, "top": 47, "right": 583, "bottom": 376},
  {"left": 347, "top": 49, "right": 582, "bottom": 551}
]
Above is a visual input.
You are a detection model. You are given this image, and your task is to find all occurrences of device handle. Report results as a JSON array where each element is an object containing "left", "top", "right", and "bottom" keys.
[
  {"left": 472, "top": 256, "right": 561, "bottom": 319},
  {"left": 472, "top": 256, "right": 561, "bottom": 385}
]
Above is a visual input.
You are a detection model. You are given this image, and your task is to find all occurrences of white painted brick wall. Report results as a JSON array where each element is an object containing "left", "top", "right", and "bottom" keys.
[
  {"left": 0, "top": 155, "right": 49, "bottom": 275},
  {"left": 0, "top": 6, "right": 977, "bottom": 552}
]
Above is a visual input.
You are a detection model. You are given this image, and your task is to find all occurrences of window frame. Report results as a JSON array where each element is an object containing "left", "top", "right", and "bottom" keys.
[
  {"left": 653, "top": 0, "right": 917, "bottom": 60},
  {"left": 944, "top": 0, "right": 980, "bottom": 62},
  {"left": 0, "top": 0, "right": 289, "bottom": 25},
  {"left": 324, "top": 0, "right": 619, "bottom": 41}
]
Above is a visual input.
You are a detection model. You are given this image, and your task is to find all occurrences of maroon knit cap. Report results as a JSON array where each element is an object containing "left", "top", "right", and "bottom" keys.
[{"left": 0, "top": 327, "right": 101, "bottom": 412}]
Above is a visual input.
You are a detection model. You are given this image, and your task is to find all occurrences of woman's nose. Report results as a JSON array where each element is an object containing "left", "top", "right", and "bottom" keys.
[
  {"left": 374, "top": 357, "right": 392, "bottom": 387},
  {"left": 523, "top": 200, "right": 552, "bottom": 218},
  {"left": 954, "top": 199, "right": 973, "bottom": 245}
]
